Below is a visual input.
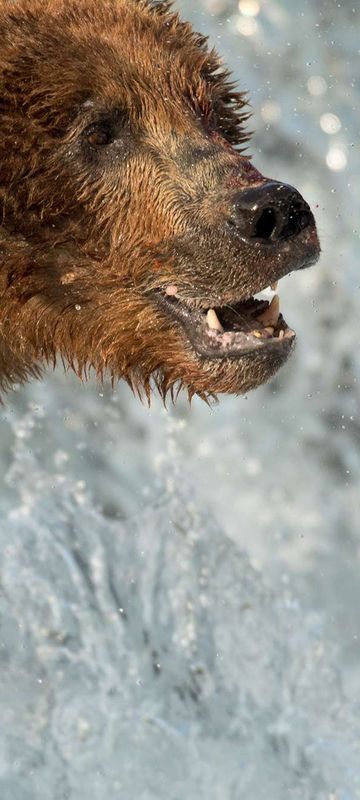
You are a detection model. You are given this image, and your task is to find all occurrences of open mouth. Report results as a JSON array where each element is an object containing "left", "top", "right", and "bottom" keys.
[{"left": 153, "top": 281, "right": 296, "bottom": 360}]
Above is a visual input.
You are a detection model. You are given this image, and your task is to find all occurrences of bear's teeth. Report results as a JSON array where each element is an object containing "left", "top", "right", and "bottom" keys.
[
  {"left": 270, "top": 281, "right": 278, "bottom": 291},
  {"left": 256, "top": 294, "right": 280, "bottom": 327},
  {"left": 206, "top": 309, "right": 224, "bottom": 332}
]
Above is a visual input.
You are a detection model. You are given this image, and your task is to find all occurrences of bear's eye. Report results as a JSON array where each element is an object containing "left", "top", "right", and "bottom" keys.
[{"left": 85, "top": 123, "right": 115, "bottom": 148}]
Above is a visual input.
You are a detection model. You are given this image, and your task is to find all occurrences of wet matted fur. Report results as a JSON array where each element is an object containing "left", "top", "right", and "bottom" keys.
[{"left": 0, "top": 0, "right": 320, "bottom": 400}]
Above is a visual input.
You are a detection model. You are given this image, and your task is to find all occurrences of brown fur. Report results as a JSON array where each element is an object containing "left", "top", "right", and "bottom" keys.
[{"left": 0, "top": 0, "right": 319, "bottom": 400}]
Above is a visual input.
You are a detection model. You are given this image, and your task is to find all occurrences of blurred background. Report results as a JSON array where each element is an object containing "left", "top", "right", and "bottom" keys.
[{"left": 0, "top": 1, "right": 359, "bottom": 797}]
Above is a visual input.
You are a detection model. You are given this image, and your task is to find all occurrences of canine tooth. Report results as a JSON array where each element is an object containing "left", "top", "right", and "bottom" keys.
[
  {"left": 206, "top": 308, "right": 224, "bottom": 333},
  {"left": 166, "top": 284, "right": 179, "bottom": 297},
  {"left": 257, "top": 294, "right": 280, "bottom": 327},
  {"left": 265, "top": 326, "right": 275, "bottom": 335},
  {"left": 271, "top": 281, "right": 278, "bottom": 291},
  {"left": 278, "top": 330, "right": 285, "bottom": 339}
]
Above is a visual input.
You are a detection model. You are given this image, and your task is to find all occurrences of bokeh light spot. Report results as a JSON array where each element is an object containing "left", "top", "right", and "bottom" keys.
[
  {"left": 320, "top": 113, "right": 342, "bottom": 135},
  {"left": 307, "top": 75, "right": 328, "bottom": 96},
  {"left": 238, "top": 0, "right": 260, "bottom": 16},
  {"left": 261, "top": 100, "right": 281, "bottom": 124},
  {"left": 326, "top": 147, "right": 347, "bottom": 171},
  {"left": 236, "top": 16, "right": 258, "bottom": 36}
]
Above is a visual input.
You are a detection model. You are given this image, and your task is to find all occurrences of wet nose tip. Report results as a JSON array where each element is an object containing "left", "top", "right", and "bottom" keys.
[{"left": 229, "top": 181, "right": 315, "bottom": 242}]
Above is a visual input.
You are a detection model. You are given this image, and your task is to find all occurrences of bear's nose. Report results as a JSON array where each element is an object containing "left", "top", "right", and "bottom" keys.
[{"left": 228, "top": 181, "right": 315, "bottom": 243}]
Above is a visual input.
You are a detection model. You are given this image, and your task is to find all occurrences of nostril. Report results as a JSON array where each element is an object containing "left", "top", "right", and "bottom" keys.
[
  {"left": 228, "top": 182, "right": 315, "bottom": 242},
  {"left": 254, "top": 207, "right": 277, "bottom": 240},
  {"left": 254, "top": 200, "right": 314, "bottom": 241},
  {"left": 279, "top": 200, "right": 313, "bottom": 239}
]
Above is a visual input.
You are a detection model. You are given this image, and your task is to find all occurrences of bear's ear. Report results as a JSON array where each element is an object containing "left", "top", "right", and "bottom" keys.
[
  {"left": 135, "top": 0, "right": 174, "bottom": 15},
  {"left": 149, "top": 0, "right": 173, "bottom": 10}
]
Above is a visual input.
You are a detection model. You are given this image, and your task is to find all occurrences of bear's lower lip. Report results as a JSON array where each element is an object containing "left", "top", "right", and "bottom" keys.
[{"left": 152, "top": 287, "right": 296, "bottom": 360}]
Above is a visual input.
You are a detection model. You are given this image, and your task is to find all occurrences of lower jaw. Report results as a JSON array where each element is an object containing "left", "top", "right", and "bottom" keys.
[{"left": 177, "top": 339, "right": 294, "bottom": 397}]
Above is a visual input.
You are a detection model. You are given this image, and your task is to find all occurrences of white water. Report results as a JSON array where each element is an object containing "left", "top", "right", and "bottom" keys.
[{"left": 1, "top": 1, "right": 360, "bottom": 797}]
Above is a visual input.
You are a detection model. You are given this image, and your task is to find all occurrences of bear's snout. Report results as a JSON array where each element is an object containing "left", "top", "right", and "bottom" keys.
[{"left": 227, "top": 181, "right": 316, "bottom": 248}]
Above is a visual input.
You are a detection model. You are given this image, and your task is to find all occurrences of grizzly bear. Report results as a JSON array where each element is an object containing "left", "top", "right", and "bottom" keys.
[{"left": 0, "top": 0, "right": 320, "bottom": 401}]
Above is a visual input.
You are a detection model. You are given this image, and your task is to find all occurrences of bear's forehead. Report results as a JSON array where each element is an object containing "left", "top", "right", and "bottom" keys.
[
  {"left": 2, "top": 0, "right": 203, "bottom": 70},
  {"left": 1, "top": 0, "right": 206, "bottom": 107}
]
